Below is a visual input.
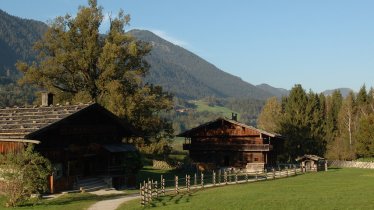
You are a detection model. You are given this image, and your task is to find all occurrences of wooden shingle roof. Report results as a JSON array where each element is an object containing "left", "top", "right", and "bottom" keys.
[
  {"left": 0, "top": 103, "right": 90, "bottom": 139},
  {"left": 177, "top": 117, "right": 282, "bottom": 138},
  {"left": 295, "top": 154, "right": 325, "bottom": 162}
]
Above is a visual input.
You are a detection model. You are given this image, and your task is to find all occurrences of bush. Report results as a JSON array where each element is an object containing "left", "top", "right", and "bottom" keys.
[{"left": 0, "top": 144, "right": 52, "bottom": 207}]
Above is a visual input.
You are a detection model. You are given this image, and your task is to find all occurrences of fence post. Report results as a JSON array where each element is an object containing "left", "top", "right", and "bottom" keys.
[
  {"left": 228, "top": 170, "right": 232, "bottom": 183},
  {"left": 201, "top": 173, "right": 204, "bottom": 188},
  {"left": 140, "top": 183, "right": 145, "bottom": 206},
  {"left": 213, "top": 171, "right": 216, "bottom": 186},
  {"left": 245, "top": 172, "right": 249, "bottom": 182},
  {"left": 293, "top": 165, "right": 296, "bottom": 176},
  {"left": 175, "top": 176, "right": 179, "bottom": 194},
  {"left": 265, "top": 169, "right": 268, "bottom": 180},
  {"left": 155, "top": 181, "right": 158, "bottom": 198},
  {"left": 144, "top": 181, "right": 148, "bottom": 204},
  {"left": 286, "top": 167, "right": 289, "bottom": 177},
  {"left": 224, "top": 171, "right": 228, "bottom": 184},
  {"left": 272, "top": 168, "right": 275, "bottom": 179},
  {"left": 235, "top": 172, "right": 238, "bottom": 184},
  {"left": 187, "top": 175, "right": 190, "bottom": 192},
  {"left": 325, "top": 161, "right": 328, "bottom": 171},
  {"left": 162, "top": 177, "right": 165, "bottom": 196},
  {"left": 148, "top": 180, "right": 152, "bottom": 201},
  {"left": 218, "top": 170, "right": 221, "bottom": 185},
  {"left": 194, "top": 173, "right": 197, "bottom": 189}
]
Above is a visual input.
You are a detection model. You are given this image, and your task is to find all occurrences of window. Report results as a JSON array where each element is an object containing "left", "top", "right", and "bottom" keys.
[{"left": 254, "top": 158, "right": 259, "bottom": 162}]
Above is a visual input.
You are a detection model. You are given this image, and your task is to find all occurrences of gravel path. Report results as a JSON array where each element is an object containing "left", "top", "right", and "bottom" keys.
[{"left": 87, "top": 193, "right": 139, "bottom": 210}]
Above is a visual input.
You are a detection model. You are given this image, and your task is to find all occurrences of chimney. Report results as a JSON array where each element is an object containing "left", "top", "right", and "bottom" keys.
[
  {"left": 231, "top": 113, "right": 238, "bottom": 121},
  {"left": 41, "top": 92, "right": 54, "bottom": 106}
]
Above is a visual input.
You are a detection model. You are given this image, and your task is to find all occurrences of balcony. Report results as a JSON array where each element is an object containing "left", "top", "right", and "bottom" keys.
[{"left": 183, "top": 143, "right": 272, "bottom": 151}]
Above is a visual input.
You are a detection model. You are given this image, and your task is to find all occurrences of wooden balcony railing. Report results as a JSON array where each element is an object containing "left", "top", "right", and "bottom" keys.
[{"left": 183, "top": 143, "right": 273, "bottom": 151}]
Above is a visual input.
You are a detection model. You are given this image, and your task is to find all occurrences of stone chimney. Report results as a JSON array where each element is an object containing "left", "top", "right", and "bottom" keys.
[
  {"left": 231, "top": 113, "right": 238, "bottom": 121},
  {"left": 41, "top": 92, "right": 54, "bottom": 106}
]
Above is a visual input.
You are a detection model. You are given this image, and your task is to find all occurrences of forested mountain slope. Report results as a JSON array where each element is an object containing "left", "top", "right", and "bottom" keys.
[
  {"left": 0, "top": 9, "right": 285, "bottom": 100},
  {"left": 0, "top": 10, "right": 47, "bottom": 81},
  {"left": 130, "top": 29, "right": 275, "bottom": 100}
]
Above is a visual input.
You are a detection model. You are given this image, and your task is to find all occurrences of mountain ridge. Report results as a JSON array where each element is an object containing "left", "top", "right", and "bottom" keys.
[
  {"left": 130, "top": 29, "right": 278, "bottom": 100},
  {"left": 0, "top": 10, "right": 340, "bottom": 101}
]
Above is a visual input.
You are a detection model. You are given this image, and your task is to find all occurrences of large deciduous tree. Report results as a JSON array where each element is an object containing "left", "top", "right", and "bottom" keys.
[
  {"left": 16, "top": 0, "right": 173, "bottom": 145},
  {"left": 257, "top": 96, "right": 282, "bottom": 133}
]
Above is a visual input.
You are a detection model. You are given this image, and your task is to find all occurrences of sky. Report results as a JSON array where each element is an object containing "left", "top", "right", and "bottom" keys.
[{"left": 1, "top": 0, "right": 374, "bottom": 93}]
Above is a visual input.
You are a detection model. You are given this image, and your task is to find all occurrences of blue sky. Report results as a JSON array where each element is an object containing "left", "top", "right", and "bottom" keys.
[{"left": 1, "top": 0, "right": 374, "bottom": 92}]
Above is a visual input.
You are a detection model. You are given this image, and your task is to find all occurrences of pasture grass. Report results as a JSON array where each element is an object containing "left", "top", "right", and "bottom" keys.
[
  {"left": 192, "top": 100, "right": 237, "bottom": 118},
  {"left": 119, "top": 168, "right": 374, "bottom": 210}
]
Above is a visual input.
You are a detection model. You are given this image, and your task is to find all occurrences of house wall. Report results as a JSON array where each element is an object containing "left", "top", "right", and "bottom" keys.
[
  {"left": 185, "top": 120, "right": 279, "bottom": 170},
  {"left": 0, "top": 142, "right": 26, "bottom": 154}
]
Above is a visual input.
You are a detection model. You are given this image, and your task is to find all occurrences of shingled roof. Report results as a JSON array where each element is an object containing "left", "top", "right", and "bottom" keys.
[
  {"left": 177, "top": 117, "right": 282, "bottom": 138},
  {"left": 0, "top": 103, "right": 90, "bottom": 140}
]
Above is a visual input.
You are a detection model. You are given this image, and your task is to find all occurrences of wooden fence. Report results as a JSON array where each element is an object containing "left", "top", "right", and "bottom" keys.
[
  {"left": 328, "top": 160, "right": 374, "bottom": 169},
  {"left": 139, "top": 166, "right": 303, "bottom": 206}
]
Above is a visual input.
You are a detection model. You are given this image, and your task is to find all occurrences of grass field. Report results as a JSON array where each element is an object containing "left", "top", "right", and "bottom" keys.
[
  {"left": 192, "top": 100, "right": 237, "bottom": 118},
  {"left": 119, "top": 168, "right": 374, "bottom": 210}
]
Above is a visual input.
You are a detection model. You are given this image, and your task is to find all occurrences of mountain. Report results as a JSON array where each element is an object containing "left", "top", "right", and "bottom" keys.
[
  {"left": 323, "top": 88, "right": 353, "bottom": 98},
  {"left": 129, "top": 29, "right": 275, "bottom": 100},
  {"left": 0, "top": 10, "right": 47, "bottom": 80},
  {"left": 256, "top": 83, "right": 289, "bottom": 98},
  {"left": 0, "top": 10, "right": 281, "bottom": 100}
]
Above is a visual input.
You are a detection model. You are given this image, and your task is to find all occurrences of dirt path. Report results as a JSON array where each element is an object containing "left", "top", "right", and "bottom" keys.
[{"left": 87, "top": 193, "right": 139, "bottom": 210}]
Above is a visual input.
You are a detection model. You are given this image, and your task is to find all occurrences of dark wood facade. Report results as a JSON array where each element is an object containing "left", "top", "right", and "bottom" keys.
[
  {"left": 0, "top": 103, "right": 140, "bottom": 193},
  {"left": 178, "top": 118, "right": 284, "bottom": 172}
]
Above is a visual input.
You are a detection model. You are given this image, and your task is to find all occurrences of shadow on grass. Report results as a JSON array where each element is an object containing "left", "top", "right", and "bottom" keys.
[{"left": 147, "top": 191, "right": 195, "bottom": 208}]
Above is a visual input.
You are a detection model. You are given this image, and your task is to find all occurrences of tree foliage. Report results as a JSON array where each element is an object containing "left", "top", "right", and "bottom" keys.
[
  {"left": 257, "top": 96, "right": 281, "bottom": 133},
  {"left": 259, "top": 84, "right": 374, "bottom": 161},
  {"left": 0, "top": 145, "right": 52, "bottom": 207},
  {"left": 16, "top": 0, "right": 173, "bottom": 144}
]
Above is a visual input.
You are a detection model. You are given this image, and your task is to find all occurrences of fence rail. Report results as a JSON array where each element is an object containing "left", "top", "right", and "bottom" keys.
[
  {"left": 139, "top": 166, "right": 304, "bottom": 206},
  {"left": 328, "top": 160, "right": 374, "bottom": 169}
]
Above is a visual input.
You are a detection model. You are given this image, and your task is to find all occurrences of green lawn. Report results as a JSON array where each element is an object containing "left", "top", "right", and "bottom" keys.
[
  {"left": 192, "top": 100, "right": 237, "bottom": 118},
  {"left": 119, "top": 168, "right": 374, "bottom": 210},
  {"left": 0, "top": 192, "right": 127, "bottom": 210}
]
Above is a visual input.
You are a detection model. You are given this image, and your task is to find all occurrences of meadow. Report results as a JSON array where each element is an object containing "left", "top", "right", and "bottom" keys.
[{"left": 119, "top": 168, "right": 374, "bottom": 210}]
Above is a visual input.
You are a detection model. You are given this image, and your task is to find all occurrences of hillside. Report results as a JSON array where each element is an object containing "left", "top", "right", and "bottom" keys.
[
  {"left": 130, "top": 29, "right": 274, "bottom": 100},
  {"left": 256, "top": 83, "right": 289, "bottom": 98},
  {"left": 0, "top": 10, "right": 280, "bottom": 101},
  {"left": 0, "top": 10, "right": 47, "bottom": 80},
  {"left": 323, "top": 88, "right": 353, "bottom": 97}
]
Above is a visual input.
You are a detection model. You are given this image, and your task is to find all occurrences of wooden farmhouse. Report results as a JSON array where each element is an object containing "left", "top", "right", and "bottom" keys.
[
  {"left": 0, "top": 93, "right": 141, "bottom": 193},
  {"left": 178, "top": 116, "right": 284, "bottom": 172}
]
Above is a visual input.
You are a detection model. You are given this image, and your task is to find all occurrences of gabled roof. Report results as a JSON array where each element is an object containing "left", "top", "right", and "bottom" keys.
[
  {"left": 177, "top": 117, "right": 282, "bottom": 138},
  {"left": 295, "top": 154, "right": 325, "bottom": 162},
  {"left": 0, "top": 103, "right": 138, "bottom": 141}
]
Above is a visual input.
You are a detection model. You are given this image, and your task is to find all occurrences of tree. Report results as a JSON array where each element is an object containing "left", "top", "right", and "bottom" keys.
[
  {"left": 277, "top": 85, "right": 326, "bottom": 161},
  {"left": 257, "top": 96, "right": 282, "bottom": 133},
  {"left": 335, "top": 91, "right": 357, "bottom": 159},
  {"left": 0, "top": 145, "right": 52, "bottom": 207},
  {"left": 16, "top": 0, "right": 173, "bottom": 145},
  {"left": 356, "top": 113, "right": 374, "bottom": 157}
]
